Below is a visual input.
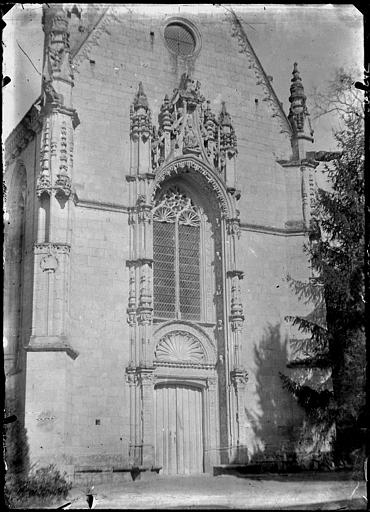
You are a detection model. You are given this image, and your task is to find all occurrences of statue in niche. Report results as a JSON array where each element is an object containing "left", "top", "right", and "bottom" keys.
[{"left": 183, "top": 116, "right": 199, "bottom": 153}]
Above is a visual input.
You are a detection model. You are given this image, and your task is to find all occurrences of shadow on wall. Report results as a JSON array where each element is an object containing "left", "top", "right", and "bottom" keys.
[{"left": 232, "top": 323, "right": 305, "bottom": 468}]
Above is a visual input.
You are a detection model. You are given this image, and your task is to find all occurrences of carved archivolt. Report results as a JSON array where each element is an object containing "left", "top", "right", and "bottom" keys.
[
  {"left": 155, "top": 331, "right": 205, "bottom": 363},
  {"left": 151, "top": 157, "right": 234, "bottom": 219}
]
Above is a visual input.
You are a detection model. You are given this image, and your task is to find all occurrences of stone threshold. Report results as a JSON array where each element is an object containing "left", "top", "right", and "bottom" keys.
[{"left": 74, "top": 465, "right": 162, "bottom": 481}]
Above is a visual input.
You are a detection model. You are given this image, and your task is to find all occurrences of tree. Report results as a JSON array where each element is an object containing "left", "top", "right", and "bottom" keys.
[{"left": 281, "top": 68, "right": 366, "bottom": 467}]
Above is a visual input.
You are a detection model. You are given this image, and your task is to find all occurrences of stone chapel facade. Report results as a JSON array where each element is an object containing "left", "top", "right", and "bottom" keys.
[{"left": 4, "top": 4, "right": 326, "bottom": 479}]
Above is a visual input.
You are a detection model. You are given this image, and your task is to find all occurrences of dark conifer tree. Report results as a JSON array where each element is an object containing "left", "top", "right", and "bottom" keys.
[{"left": 281, "top": 69, "right": 366, "bottom": 466}]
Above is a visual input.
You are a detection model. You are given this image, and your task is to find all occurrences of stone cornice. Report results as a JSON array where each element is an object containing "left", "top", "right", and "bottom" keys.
[
  {"left": 73, "top": 197, "right": 307, "bottom": 236},
  {"left": 125, "top": 173, "right": 156, "bottom": 182},
  {"left": 240, "top": 222, "right": 306, "bottom": 236},
  {"left": 75, "top": 197, "right": 129, "bottom": 213}
]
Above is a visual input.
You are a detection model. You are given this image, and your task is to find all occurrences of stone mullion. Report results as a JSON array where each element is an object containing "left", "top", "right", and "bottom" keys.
[
  {"left": 200, "top": 215, "right": 207, "bottom": 322},
  {"left": 174, "top": 217, "right": 181, "bottom": 318}
]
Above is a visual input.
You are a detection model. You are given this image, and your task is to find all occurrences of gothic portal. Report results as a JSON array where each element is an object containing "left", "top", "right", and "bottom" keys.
[{"left": 4, "top": 4, "right": 325, "bottom": 480}]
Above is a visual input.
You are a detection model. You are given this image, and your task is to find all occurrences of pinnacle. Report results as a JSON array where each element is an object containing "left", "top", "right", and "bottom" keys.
[
  {"left": 291, "top": 62, "right": 302, "bottom": 83},
  {"left": 289, "top": 61, "right": 306, "bottom": 101},
  {"left": 135, "top": 82, "right": 148, "bottom": 109},
  {"left": 220, "top": 101, "right": 232, "bottom": 126}
]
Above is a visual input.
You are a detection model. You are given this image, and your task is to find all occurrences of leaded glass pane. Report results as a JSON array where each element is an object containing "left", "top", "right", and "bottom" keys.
[
  {"left": 153, "top": 221, "right": 176, "bottom": 318},
  {"left": 179, "top": 224, "right": 200, "bottom": 320}
]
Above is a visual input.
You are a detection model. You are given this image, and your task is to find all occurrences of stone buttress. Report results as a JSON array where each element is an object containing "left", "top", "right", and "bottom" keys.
[{"left": 24, "top": 4, "right": 79, "bottom": 468}]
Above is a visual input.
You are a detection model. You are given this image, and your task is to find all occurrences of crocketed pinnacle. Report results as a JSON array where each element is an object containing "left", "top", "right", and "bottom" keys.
[
  {"left": 134, "top": 82, "right": 149, "bottom": 109},
  {"left": 220, "top": 101, "right": 232, "bottom": 127},
  {"left": 288, "top": 62, "right": 314, "bottom": 137},
  {"left": 289, "top": 62, "right": 306, "bottom": 106}
]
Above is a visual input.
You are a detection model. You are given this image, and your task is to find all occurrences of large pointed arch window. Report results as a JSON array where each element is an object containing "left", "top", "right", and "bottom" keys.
[{"left": 153, "top": 187, "right": 201, "bottom": 321}]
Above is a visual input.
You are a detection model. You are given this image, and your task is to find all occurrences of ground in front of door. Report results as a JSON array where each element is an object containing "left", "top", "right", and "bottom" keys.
[{"left": 59, "top": 472, "right": 367, "bottom": 510}]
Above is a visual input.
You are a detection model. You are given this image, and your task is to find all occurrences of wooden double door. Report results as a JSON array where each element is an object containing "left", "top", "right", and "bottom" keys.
[{"left": 155, "top": 383, "right": 204, "bottom": 475}]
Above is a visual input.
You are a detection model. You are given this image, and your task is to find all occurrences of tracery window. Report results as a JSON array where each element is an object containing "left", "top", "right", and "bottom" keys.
[
  {"left": 164, "top": 22, "right": 197, "bottom": 57},
  {"left": 153, "top": 187, "right": 201, "bottom": 321}
]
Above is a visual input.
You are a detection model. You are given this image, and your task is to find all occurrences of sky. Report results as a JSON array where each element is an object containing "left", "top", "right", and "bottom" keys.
[{"left": 2, "top": 3, "right": 364, "bottom": 150}]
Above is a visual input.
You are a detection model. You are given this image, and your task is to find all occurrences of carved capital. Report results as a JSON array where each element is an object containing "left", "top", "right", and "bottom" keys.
[
  {"left": 125, "top": 367, "right": 137, "bottom": 385},
  {"left": 137, "top": 368, "right": 156, "bottom": 386},
  {"left": 54, "top": 173, "right": 72, "bottom": 199},
  {"left": 36, "top": 173, "right": 52, "bottom": 197},
  {"left": 138, "top": 206, "right": 153, "bottom": 224},
  {"left": 230, "top": 316, "right": 244, "bottom": 332},
  {"left": 138, "top": 258, "right": 154, "bottom": 267},
  {"left": 206, "top": 376, "right": 218, "bottom": 389},
  {"left": 226, "top": 217, "right": 241, "bottom": 238},
  {"left": 127, "top": 310, "right": 136, "bottom": 326},
  {"left": 227, "top": 269, "right": 244, "bottom": 280},
  {"left": 137, "top": 308, "right": 153, "bottom": 324},
  {"left": 227, "top": 187, "right": 241, "bottom": 201},
  {"left": 231, "top": 368, "right": 248, "bottom": 389}
]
